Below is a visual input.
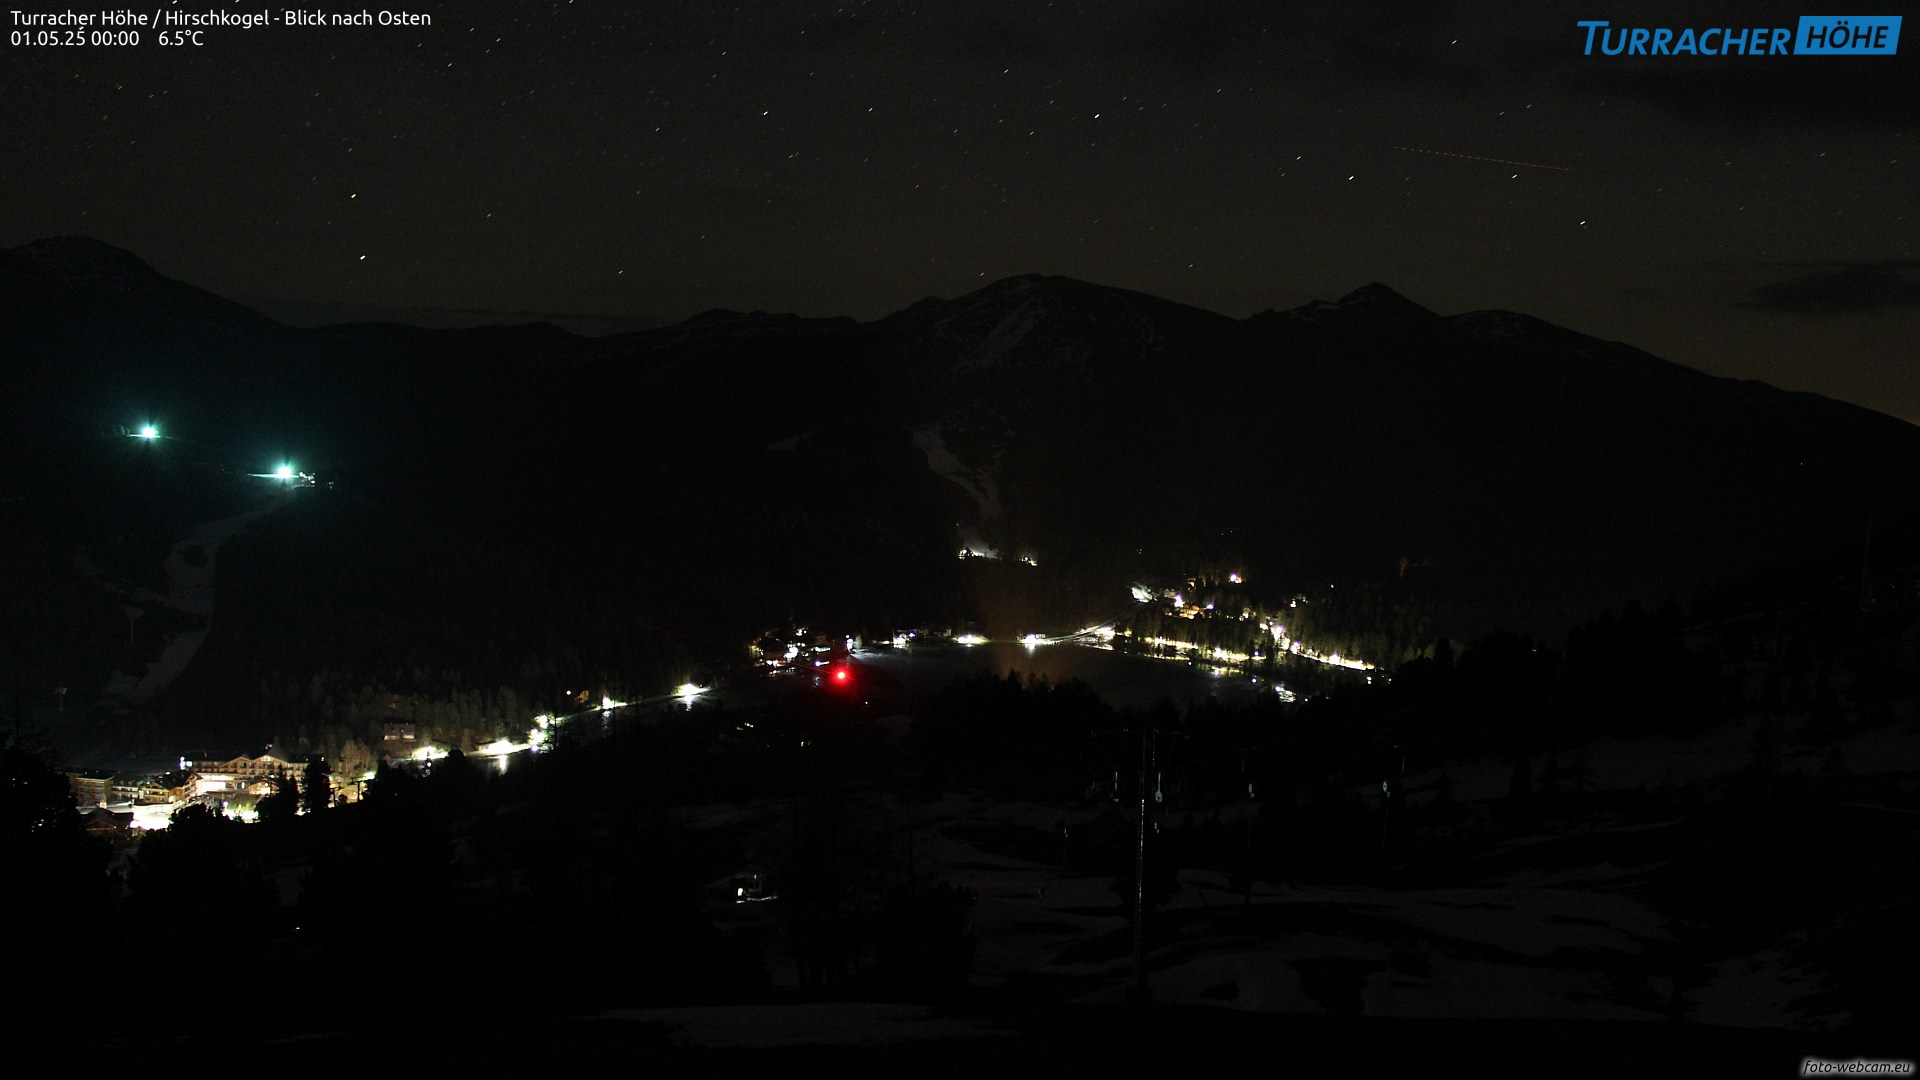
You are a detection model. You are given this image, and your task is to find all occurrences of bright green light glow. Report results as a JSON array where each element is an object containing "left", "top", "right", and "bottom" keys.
[
  {"left": 275, "top": 464, "right": 294, "bottom": 479},
  {"left": 137, "top": 425, "right": 159, "bottom": 440}
]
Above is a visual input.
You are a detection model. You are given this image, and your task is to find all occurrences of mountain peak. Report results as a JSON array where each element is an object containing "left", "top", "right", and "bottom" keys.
[
  {"left": 12, "top": 234, "right": 147, "bottom": 259},
  {"left": 1333, "top": 282, "right": 1435, "bottom": 318},
  {"left": 6, "top": 235, "right": 162, "bottom": 283},
  {"left": 1263, "top": 281, "right": 1441, "bottom": 329},
  {"left": 1, "top": 234, "right": 280, "bottom": 332}
]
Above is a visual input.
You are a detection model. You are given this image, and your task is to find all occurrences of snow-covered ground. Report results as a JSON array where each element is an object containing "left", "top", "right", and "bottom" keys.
[
  {"left": 911, "top": 780, "right": 1912, "bottom": 1027},
  {"left": 911, "top": 426, "right": 1002, "bottom": 526},
  {"left": 761, "top": 790, "right": 1681, "bottom": 1022},
  {"left": 598, "top": 1002, "right": 1008, "bottom": 1048},
  {"left": 661, "top": 720, "right": 1915, "bottom": 1032},
  {"left": 1686, "top": 932, "right": 1844, "bottom": 1030},
  {"left": 1406, "top": 713, "right": 1920, "bottom": 804}
]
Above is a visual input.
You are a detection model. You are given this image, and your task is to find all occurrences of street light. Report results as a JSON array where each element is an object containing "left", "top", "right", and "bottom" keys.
[{"left": 136, "top": 424, "right": 159, "bottom": 440}]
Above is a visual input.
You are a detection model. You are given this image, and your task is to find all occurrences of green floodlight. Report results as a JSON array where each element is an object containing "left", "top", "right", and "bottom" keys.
[{"left": 136, "top": 424, "right": 159, "bottom": 440}]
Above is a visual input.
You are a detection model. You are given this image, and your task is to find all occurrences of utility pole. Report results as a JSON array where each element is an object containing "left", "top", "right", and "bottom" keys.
[
  {"left": 1380, "top": 746, "right": 1407, "bottom": 857},
  {"left": 905, "top": 797, "right": 917, "bottom": 893},
  {"left": 1860, "top": 515, "right": 1875, "bottom": 611},
  {"left": 1241, "top": 750, "right": 1255, "bottom": 908},
  {"left": 1130, "top": 721, "right": 1154, "bottom": 1003}
]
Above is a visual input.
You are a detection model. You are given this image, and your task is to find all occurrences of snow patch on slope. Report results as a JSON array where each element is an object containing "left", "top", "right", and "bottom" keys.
[
  {"left": 911, "top": 426, "right": 1003, "bottom": 521},
  {"left": 953, "top": 293, "right": 1049, "bottom": 371},
  {"left": 83, "top": 491, "right": 295, "bottom": 710}
]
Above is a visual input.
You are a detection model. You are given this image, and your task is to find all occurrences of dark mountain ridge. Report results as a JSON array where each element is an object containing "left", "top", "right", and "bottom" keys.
[{"left": 4, "top": 236, "right": 1916, "bottom": 654}]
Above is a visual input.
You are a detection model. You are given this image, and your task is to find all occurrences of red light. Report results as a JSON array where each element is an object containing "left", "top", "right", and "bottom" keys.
[{"left": 831, "top": 666, "right": 851, "bottom": 684}]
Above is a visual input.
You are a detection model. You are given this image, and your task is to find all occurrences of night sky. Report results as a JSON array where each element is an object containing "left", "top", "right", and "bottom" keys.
[{"left": 5, "top": 0, "right": 1916, "bottom": 422}]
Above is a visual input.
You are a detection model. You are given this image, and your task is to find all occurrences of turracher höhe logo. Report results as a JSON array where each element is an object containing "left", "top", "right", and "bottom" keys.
[{"left": 1578, "top": 16, "right": 1901, "bottom": 54}]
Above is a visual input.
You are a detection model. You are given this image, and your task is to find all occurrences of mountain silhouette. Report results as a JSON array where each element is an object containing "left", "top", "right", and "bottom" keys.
[{"left": 6, "top": 237, "right": 1916, "bottom": 643}]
